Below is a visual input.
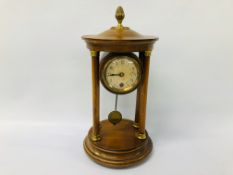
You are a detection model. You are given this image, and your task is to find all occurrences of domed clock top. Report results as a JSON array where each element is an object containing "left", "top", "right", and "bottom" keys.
[{"left": 82, "top": 6, "right": 158, "bottom": 52}]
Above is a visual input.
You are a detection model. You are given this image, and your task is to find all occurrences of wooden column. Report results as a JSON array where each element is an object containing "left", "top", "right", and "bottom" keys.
[
  {"left": 90, "top": 51, "right": 101, "bottom": 141},
  {"left": 135, "top": 51, "right": 151, "bottom": 140},
  {"left": 133, "top": 52, "right": 144, "bottom": 128}
]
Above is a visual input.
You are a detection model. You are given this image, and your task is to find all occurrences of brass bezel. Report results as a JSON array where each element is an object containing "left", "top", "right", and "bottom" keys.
[{"left": 100, "top": 53, "right": 142, "bottom": 94}]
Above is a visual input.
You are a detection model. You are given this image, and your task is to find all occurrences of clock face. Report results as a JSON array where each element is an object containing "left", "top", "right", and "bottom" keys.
[{"left": 101, "top": 54, "right": 142, "bottom": 94}]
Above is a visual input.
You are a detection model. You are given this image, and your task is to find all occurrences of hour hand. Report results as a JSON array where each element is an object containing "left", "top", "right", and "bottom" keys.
[{"left": 107, "top": 72, "right": 124, "bottom": 77}]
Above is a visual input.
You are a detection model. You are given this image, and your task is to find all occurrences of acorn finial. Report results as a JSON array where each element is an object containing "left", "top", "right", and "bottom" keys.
[{"left": 115, "top": 6, "right": 125, "bottom": 28}]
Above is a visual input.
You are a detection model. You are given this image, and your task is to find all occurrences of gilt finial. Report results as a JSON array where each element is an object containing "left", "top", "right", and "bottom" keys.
[{"left": 115, "top": 6, "right": 125, "bottom": 28}]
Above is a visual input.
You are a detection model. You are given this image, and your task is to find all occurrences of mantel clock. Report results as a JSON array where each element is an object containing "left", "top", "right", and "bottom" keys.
[{"left": 82, "top": 6, "right": 158, "bottom": 168}]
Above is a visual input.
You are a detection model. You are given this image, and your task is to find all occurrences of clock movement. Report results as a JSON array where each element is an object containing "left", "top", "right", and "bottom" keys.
[{"left": 82, "top": 6, "right": 158, "bottom": 168}]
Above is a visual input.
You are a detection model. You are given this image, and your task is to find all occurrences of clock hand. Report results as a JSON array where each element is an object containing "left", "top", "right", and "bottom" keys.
[
  {"left": 108, "top": 72, "right": 124, "bottom": 77},
  {"left": 108, "top": 73, "right": 118, "bottom": 76}
]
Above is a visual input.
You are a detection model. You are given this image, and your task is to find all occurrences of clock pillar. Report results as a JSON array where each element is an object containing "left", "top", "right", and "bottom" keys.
[
  {"left": 134, "top": 52, "right": 144, "bottom": 128},
  {"left": 135, "top": 51, "right": 151, "bottom": 139},
  {"left": 90, "top": 50, "right": 101, "bottom": 141}
]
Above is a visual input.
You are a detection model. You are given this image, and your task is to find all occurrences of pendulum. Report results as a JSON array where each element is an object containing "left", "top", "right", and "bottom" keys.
[{"left": 108, "top": 94, "right": 122, "bottom": 125}]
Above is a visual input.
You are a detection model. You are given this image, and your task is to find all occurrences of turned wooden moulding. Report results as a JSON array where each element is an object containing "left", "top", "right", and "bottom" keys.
[
  {"left": 82, "top": 29, "right": 157, "bottom": 52},
  {"left": 82, "top": 6, "right": 158, "bottom": 168}
]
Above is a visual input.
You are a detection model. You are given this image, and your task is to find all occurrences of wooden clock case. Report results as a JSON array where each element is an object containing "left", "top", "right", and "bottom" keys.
[{"left": 82, "top": 7, "right": 158, "bottom": 168}]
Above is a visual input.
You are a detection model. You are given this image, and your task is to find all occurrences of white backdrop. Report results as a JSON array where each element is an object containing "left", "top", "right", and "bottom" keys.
[{"left": 0, "top": 0, "right": 233, "bottom": 175}]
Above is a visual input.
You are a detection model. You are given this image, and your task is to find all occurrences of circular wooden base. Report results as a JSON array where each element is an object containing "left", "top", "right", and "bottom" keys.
[{"left": 83, "top": 119, "right": 153, "bottom": 168}]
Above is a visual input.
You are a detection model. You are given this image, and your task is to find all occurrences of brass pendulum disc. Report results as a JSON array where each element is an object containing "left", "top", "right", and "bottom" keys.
[
  {"left": 108, "top": 110, "right": 122, "bottom": 125},
  {"left": 108, "top": 94, "right": 122, "bottom": 125}
]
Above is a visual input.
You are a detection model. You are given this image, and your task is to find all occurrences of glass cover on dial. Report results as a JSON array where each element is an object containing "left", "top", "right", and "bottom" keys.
[{"left": 101, "top": 55, "right": 141, "bottom": 94}]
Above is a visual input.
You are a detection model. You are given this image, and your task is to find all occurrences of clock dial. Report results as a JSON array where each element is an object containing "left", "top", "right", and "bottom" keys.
[{"left": 101, "top": 54, "right": 141, "bottom": 94}]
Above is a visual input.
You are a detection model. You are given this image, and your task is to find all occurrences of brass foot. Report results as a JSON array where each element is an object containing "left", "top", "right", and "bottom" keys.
[
  {"left": 90, "top": 134, "right": 101, "bottom": 142},
  {"left": 135, "top": 132, "right": 146, "bottom": 140}
]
